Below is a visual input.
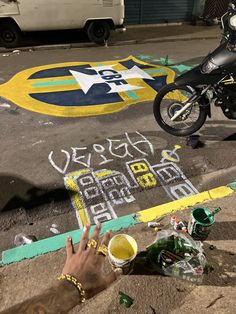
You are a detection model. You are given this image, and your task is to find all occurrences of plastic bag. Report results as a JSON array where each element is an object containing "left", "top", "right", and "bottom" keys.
[{"left": 146, "top": 230, "right": 206, "bottom": 283}]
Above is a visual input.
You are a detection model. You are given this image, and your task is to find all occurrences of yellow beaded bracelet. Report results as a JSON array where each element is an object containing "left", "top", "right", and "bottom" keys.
[{"left": 58, "top": 274, "right": 86, "bottom": 303}]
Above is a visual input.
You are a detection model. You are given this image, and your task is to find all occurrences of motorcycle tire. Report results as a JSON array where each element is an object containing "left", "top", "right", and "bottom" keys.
[{"left": 153, "top": 83, "right": 208, "bottom": 137}]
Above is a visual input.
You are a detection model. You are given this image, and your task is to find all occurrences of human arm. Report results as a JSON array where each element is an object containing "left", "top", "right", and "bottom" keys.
[
  {"left": 1, "top": 279, "right": 80, "bottom": 314},
  {"left": 1, "top": 223, "right": 122, "bottom": 314}
]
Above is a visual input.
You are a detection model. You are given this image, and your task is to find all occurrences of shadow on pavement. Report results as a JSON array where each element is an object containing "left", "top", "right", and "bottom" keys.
[
  {"left": 0, "top": 174, "right": 70, "bottom": 212},
  {"left": 0, "top": 29, "right": 89, "bottom": 48}
]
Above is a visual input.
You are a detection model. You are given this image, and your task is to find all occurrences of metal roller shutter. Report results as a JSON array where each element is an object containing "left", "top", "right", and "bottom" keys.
[
  {"left": 203, "top": 0, "right": 229, "bottom": 18},
  {"left": 125, "top": 0, "right": 195, "bottom": 25}
]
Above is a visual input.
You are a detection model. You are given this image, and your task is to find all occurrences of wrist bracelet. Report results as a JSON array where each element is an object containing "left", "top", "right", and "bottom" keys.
[{"left": 58, "top": 274, "right": 86, "bottom": 303}]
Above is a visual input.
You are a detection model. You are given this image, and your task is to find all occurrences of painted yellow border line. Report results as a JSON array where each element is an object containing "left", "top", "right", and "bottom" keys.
[
  {"left": 136, "top": 186, "right": 234, "bottom": 222},
  {"left": 1, "top": 184, "right": 235, "bottom": 265}
]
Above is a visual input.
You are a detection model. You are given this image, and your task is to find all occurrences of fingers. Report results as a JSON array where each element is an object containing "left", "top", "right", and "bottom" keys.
[
  {"left": 66, "top": 236, "right": 74, "bottom": 258},
  {"left": 78, "top": 224, "right": 90, "bottom": 255},
  {"left": 97, "top": 230, "right": 110, "bottom": 259},
  {"left": 105, "top": 268, "right": 123, "bottom": 286},
  {"left": 88, "top": 222, "right": 101, "bottom": 253},
  {"left": 100, "top": 230, "right": 111, "bottom": 247}
]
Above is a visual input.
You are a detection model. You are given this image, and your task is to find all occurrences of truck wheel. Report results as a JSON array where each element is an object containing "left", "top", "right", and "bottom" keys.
[
  {"left": 87, "top": 21, "right": 110, "bottom": 44},
  {"left": 0, "top": 21, "right": 21, "bottom": 48}
]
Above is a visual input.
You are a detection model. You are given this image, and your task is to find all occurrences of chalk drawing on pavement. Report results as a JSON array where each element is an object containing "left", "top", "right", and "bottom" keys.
[
  {"left": 0, "top": 56, "right": 175, "bottom": 117},
  {"left": 48, "top": 132, "right": 198, "bottom": 228},
  {"left": 64, "top": 169, "right": 135, "bottom": 228},
  {"left": 48, "top": 131, "right": 155, "bottom": 174}
]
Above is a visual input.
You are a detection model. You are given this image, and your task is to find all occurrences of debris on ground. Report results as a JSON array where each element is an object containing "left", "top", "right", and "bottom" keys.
[
  {"left": 50, "top": 224, "right": 60, "bottom": 234},
  {"left": 119, "top": 291, "right": 134, "bottom": 308},
  {"left": 170, "top": 215, "right": 187, "bottom": 233},
  {"left": 146, "top": 230, "right": 206, "bottom": 283},
  {"left": 0, "top": 103, "right": 11, "bottom": 108},
  {"left": 12, "top": 50, "right": 20, "bottom": 54},
  {"left": 14, "top": 233, "right": 37, "bottom": 246},
  {"left": 206, "top": 294, "right": 224, "bottom": 309},
  {"left": 209, "top": 245, "right": 216, "bottom": 250},
  {"left": 148, "top": 222, "right": 161, "bottom": 228}
]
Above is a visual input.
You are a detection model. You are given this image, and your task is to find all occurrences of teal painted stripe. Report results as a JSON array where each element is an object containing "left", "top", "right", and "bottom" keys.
[
  {"left": 126, "top": 90, "right": 138, "bottom": 100},
  {"left": 32, "top": 79, "right": 76, "bottom": 87},
  {"left": 146, "top": 69, "right": 166, "bottom": 74},
  {"left": 2, "top": 214, "right": 138, "bottom": 265},
  {"left": 227, "top": 181, "right": 236, "bottom": 191}
]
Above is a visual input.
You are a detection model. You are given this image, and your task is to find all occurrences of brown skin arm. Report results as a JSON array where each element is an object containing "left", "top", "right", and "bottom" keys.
[
  {"left": 0, "top": 280, "right": 80, "bottom": 314},
  {"left": 1, "top": 224, "right": 122, "bottom": 314}
]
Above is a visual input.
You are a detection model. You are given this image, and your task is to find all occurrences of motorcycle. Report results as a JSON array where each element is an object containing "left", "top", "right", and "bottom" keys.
[{"left": 153, "top": 1, "right": 236, "bottom": 137}]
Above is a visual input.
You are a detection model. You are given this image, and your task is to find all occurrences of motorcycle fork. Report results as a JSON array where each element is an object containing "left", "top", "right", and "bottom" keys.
[{"left": 171, "top": 85, "right": 211, "bottom": 121}]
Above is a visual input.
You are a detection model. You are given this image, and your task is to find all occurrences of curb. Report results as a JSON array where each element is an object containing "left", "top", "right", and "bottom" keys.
[
  {"left": 1, "top": 183, "right": 235, "bottom": 266},
  {"left": 0, "top": 34, "right": 219, "bottom": 54}
]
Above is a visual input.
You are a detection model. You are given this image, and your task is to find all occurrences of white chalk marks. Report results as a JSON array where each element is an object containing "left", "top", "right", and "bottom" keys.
[
  {"left": 48, "top": 131, "right": 154, "bottom": 174},
  {"left": 48, "top": 133, "right": 198, "bottom": 228}
]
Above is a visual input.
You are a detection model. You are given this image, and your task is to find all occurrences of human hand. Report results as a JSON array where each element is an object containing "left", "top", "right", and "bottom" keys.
[{"left": 61, "top": 223, "right": 122, "bottom": 299}]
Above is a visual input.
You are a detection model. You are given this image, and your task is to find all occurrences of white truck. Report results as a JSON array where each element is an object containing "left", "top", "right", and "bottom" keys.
[{"left": 0, "top": 0, "right": 125, "bottom": 47}]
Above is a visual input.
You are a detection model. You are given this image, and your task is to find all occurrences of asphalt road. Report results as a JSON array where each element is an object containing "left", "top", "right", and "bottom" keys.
[{"left": 0, "top": 38, "right": 236, "bottom": 254}]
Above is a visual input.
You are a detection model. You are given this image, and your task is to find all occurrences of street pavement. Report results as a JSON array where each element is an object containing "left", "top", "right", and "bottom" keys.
[
  {"left": 0, "top": 24, "right": 235, "bottom": 254},
  {"left": 0, "top": 22, "right": 235, "bottom": 313}
]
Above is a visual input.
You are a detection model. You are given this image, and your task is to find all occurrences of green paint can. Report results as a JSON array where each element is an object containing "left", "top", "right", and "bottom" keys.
[{"left": 187, "top": 207, "right": 221, "bottom": 241}]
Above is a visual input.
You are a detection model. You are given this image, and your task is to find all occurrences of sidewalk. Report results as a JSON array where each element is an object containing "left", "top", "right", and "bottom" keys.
[
  {"left": 0, "top": 183, "right": 235, "bottom": 313},
  {"left": 0, "top": 24, "right": 221, "bottom": 53},
  {"left": 110, "top": 24, "right": 221, "bottom": 45}
]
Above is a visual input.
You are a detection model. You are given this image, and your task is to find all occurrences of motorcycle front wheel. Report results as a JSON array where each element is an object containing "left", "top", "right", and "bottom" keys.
[{"left": 153, "top": 83, "right": 208, "bottom": 136}]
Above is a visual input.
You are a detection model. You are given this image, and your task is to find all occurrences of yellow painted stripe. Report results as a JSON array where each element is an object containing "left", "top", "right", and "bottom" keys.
[
  {"left": 136, "top": 186, "right": 233, "bottom": 222},
  {"left": 95, "top": 170, "right": 113, "bottom": 178}
]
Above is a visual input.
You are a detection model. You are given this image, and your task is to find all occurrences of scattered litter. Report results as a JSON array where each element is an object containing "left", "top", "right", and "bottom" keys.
[
  {"left": 206, "top": 294, "right": 224, "bottom": 309},
  {"left": 209, "top": 245, "right": 216, "bottom": 250},
  {"left": 50, "top": 225, "right": 60, "bottom": 234},
  {"left": 2, "top": 54, "right": 10, "bottom": 57},
  {"left": 32, "top": 140, "right": 45, "bottom": 146},
  {"left": 0, "top": 103, "right": 11, "bottom": 108},
  {"left": 148, "top": 222, "right": 161, "bottom": 228},
  {"left": 14, "top": 233, "right": 37, "bottom": 246},
  {"left": 38, "top": 121, "right": 54, "bottom": 125},
  {"left": 170, "top": 215, "right": 187, "bottom": 233},
  {"left": 146, "top": 230, "right": 206, "bottom": 283},
  {"left": 119, "top": 291, "right": 134, "bottom": 308},
  {"left": 12, "top": 49, "right": 20, "bottom": 54},
  {"left": 9, "top": 180, "right": 15, "bottom": 184}
]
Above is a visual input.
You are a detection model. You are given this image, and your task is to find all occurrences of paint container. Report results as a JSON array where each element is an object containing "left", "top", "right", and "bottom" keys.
[
  {"left": 108, "top": 234, "right": 138, "bottom": 274},
  {"left": 187, "top": 207, "right": 216, "bottom": 241}
]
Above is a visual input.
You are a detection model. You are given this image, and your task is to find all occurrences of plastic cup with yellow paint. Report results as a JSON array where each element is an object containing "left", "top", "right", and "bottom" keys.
[{"left": 108, "top": 234, "right": 138, "bottom": 273}]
